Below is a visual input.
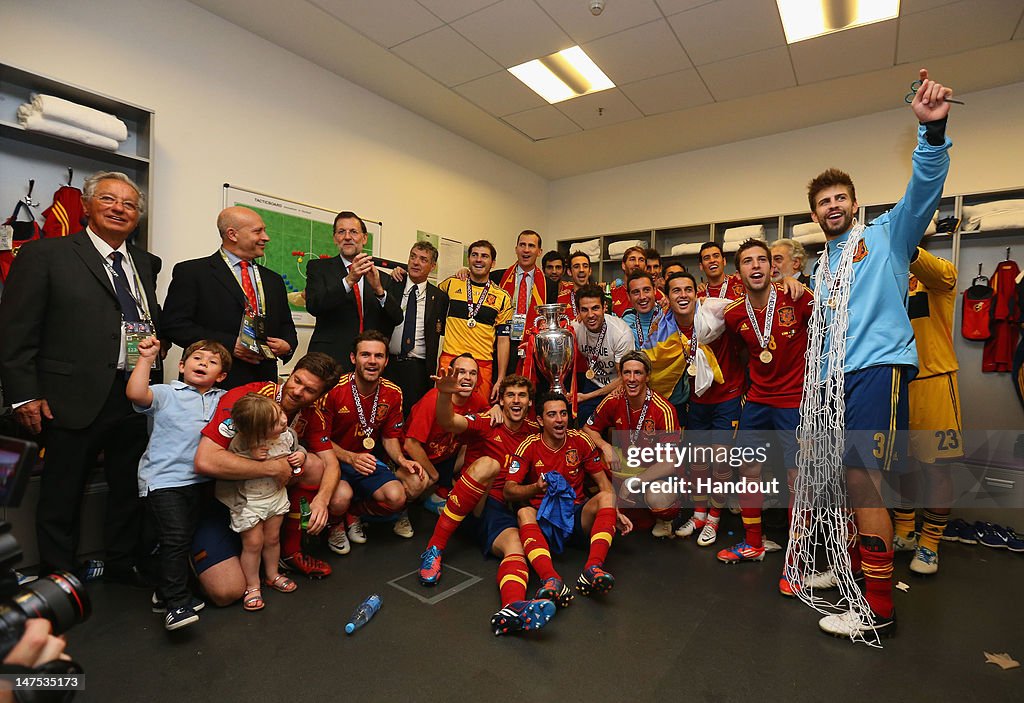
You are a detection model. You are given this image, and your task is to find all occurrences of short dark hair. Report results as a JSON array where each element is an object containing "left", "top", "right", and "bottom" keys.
[
  {"left": 734, "top": 238, "right": 771, "bottom": 271},
  {"left": 643, "top": 247, "right": 661, "bottom": 263},
  {"left": 699, "top": 241, "right": 722, "bottom": 258},
  {"left": 468, "top": 239, "right": 496, "bottom": 259},
  {"left": 575, "top": 284, "right": 606, "bottom": 310},
  {"left": 183, "top": 339, "right": 232, "bottom": 374},
  {"left": 518, "top": 230, "right": 542, "bottom": 247},
  {"left": 448, "top": 352, "right": 478, "bottom": 370},
  {"left": 568, "top": 251, "right": 591, "bottom": 267},
  {"left": 537, "top": 391, "right": 569, "bottom": 416},
  {"left": 626, "top": 270, "right": 655, "bottom": 290},
  {"left": 542, "top": 250, "right": 566, "bottom": 268},
  {"left": 352, "top": 329, "right": 390, "bottom": 355},
  {"left": 498, "top": 374, "right": 533, "bottom": 398},
  {"left": 293, "top": 352, "right": 341, "bottom": 391},
  {"left": 619, "top": 350, "right": 651, "bottom": 375},
  {"left": 807, "top": 168, "right": 856, "bottom": 211},
  {"left": 411, "top": 241, "right": 438, "bottom": 263},
  {"left": 664, "top": 270, "right": 697, "bottom": 296},
  {"left": 333, "top": 210, "right": 367, "bottom": 233}
]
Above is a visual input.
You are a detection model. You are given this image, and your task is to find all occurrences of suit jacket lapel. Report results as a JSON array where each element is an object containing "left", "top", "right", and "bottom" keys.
[
  {"left": 209, "top": 252, "right": 247, "bottom": 308},
  {"left": 70, "top": 232, "right": 117, "bottom": 300}
]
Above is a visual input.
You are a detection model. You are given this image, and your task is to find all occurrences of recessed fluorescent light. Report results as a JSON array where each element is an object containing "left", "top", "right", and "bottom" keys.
[
  {"left": 777, "top": 0, "right": 899, "bottom": 44},
  {"left": 509, "top": 46, "right": 614, "bottom": 104}
]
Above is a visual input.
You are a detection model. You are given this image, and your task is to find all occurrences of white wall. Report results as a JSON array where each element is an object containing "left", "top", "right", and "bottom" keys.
[
  {"left": 549, "top": 81, "right": 1024, "bottom": 236},
  {"left": 0, "top": 0, "right": 547, "bottom": 367}
]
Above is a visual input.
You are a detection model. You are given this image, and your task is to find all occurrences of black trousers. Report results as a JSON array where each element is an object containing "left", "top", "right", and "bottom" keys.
[
  {"left": 384, "top": 357, "right": 430, "bottom": 417},
  {"left": 36, "top": 376, "right": 147, "bottom": 573},
  {"left": 147, "top": 485, "right": 201, "bottom": 609}
]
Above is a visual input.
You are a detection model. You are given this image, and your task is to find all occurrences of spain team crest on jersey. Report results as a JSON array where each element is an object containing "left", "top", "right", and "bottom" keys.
[
  {"left": 777, "top": 306, "right": 796, "bottom": 327},
  {"left": 642, "top": 418, "right": 656, "bottom": 436},
  {"left": 486, "top": 294, "right": 497, "bottom": 305},
  {"left": 565, "top": 448, "right": 580, "bottom": 466},
  {"left": 293, "top": 417, "right": 307, "bottom": 435},
  {"left": 731, "top": 282, "right": 745, "bottom": 297},
  {"left": 852, "top": 239, "right": 869, "bottom": 263},
  {"left": 375, "top": 404, "right": 389, "bottom": 421}
]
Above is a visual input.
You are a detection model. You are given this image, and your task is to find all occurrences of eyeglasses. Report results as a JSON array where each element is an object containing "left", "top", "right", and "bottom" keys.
[
  {"left": 335, "top": 228, "right": 363, "bottom": 237},
  {"left": 93, "top": 194, "right": 139, "bottom": 213}
]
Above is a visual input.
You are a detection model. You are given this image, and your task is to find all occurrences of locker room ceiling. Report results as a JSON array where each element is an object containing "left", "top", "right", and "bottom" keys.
[{"left": 188, "top": 0, "right": 1024, "bottom": 179}]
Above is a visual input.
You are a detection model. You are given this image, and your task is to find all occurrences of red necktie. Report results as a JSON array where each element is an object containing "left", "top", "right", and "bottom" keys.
[
  {"left": 516, "top": 272, "right": 529, "bottom": 316},
  {"left": 350, "top": 265, "right": 364, "bottom": 332},
  {"left": 239, "top": 260, "right": 258, "bottom": 312}
]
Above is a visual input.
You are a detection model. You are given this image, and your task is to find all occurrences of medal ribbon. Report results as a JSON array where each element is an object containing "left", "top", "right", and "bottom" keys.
[
  {"left": 585, "top": 320, "right": 608, "bottom": 373},
  {"left": 351, "top": 375, "right": 381, "bottom": 444},
  {"left": 680, "top": 325, "right": 698, "bottom": 370},
  {"left": 627, "top": 388, "right": 651, "bottom": 446},
  {"left": 632, "top": 309, "right": 657, "bottom": 346},
  {"left": 465, "top": 279, "right": 492, "bottom": 323},
  {"left": 745, "top": 284, "right": 777, "bottom": 356}
]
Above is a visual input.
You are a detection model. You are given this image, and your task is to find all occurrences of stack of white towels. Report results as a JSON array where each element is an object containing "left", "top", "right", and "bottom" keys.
[{"left": 16, "top": 94, "right": 128, "bottom": 151}]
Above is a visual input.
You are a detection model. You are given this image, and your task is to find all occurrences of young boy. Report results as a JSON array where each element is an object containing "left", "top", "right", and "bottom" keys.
[{"left": 127, "top": 337, "right": 231, "bottom": 631}]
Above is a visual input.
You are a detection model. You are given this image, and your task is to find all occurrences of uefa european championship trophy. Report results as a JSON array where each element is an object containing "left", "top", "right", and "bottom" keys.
[{"left": 532, "top": 303, "right": 575, "bottom": 395}]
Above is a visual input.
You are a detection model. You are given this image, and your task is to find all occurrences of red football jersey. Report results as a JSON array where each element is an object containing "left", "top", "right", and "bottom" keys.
[
  {"left": 723, "top": 284, "right": 813, "bottom": 408},
  {"left": 692, "top": 327, "right": 745, "bottom": 405},
  {"left": 460, "top": 414, "right": 539, "bottom": 503},
  {"left": 586, "top": 387, "right": 679, "bottom": 447},
  {"left": 201, "top": 381, "right": 333, "bottom": 453},
  {"left": 557, "top": 282, "right": 578, "bottom": 321},
  {"left": 507, "top": 430, "right": 606, "bottom": 506},
  {"left": 404, "top": 388, "right": 489, "bottom": 462},
  {"left": 698, "top": 274, "right": 745, "bottom": 302},
  {"left": 314, "top": 374, "right": 405, "bottom": 454}
]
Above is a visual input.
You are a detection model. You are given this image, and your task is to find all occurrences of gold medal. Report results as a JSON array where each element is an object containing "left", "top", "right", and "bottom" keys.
[
  {"left": 467, "top": 318, "right": 477, "bottom": 328},
  {"left": 687, "top": 365, "right": 697, "bottom": 377},
  {"left": 363, "top": 437, "right": 376, "bottom": 450},
  {"left": 759, "top": 349, "right": 773, "bottom": 364},
  {"left": 585, "top": 369, "right": 596, "bottom": 380},
  {"left": 828, "top": 298, "right": 837, "bottom": 309}
]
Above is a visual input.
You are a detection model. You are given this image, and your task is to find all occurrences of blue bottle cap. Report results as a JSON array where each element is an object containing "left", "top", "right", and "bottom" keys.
[{"left": 345, "top": 622, "right": 355, "bottom": 634}]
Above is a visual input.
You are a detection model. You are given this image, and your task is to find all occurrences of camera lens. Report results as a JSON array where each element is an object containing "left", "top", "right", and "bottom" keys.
[{"left": 12, "top": 572, "right": 91, "bottom": 635}]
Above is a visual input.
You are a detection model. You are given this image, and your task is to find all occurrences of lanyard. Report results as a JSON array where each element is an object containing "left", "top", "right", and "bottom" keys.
[
  {"left": 465, "top": 279, "right": 492, "bottom": 322},
  {"left": 351, "top": 375, "right": 381, "bottom": 444},
  {"left": 627, "top": 389, "right": 652, "bottom": 445},
  {"left": 583, "top": 320, "right": 608, "bottom": 370},
  {"left": 219, "top": 249, "right": 265, "bottom": 315},
  {"left": 745, "top": 284, "right": 777, "bottom": 353},
  {"left": 632, "top": 309, "right": 658, "bottom": 346},
  {"left": 102, "top": 253, "right": 152, "bottom": 322}
]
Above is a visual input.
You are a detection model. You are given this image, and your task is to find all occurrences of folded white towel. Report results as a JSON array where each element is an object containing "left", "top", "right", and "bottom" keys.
[
  {"left": 670, "top": 242, "right": 704, "bottom": 257},
  {"left": 607, "top": 239, "right": 645, "bottom": 259},
  {"left": 31, "top": 93, "right": 128, "bottom": 142},
  {"left": 791, "top": 221, "right": 822, "bottom": 239},
  {"left": 17, "top": 108, "right": 120, "bottom": 151},
  {"left": 721, "top": 224, "right": 766, "bottom": 252},
  {"left": 572, "top": 238, "right": 601, "bottom": 262}
]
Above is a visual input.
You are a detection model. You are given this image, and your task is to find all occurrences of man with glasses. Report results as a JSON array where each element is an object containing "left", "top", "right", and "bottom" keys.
[
  {"left": 163, "top": 205, "right": 298, "bottom": 388},
  {"left": 0, "top": 170, "right": 161, "bottom": 585}
]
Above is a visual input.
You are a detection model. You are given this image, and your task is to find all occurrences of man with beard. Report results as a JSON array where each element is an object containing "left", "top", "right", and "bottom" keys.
[
  {"left": 556, "top": 251, "right": 595, "bottom": 322},
  {"left": 620, "top": 271, "right": 665, "bottom": 350},
  {"left": 572, "top": 284, "right": 634, "bottom": 424}
]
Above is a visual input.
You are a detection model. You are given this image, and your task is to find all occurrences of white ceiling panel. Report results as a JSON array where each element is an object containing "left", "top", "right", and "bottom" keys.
[
  {"left": 503, "top": 105, "right": 582, "bottom": 139},
  {"left": 582, "top": 19, "right": 692, "bottom": 85},
  {"left": 698, "top": 45, "right": 795, "bottom": 102},
  {"left": 898, "top": 0, "right": 1024, "bottom": 64},
  {"left": 416, "top": 0, "right": 501, "bottom": 23},
  {"left": 392, "top": 25, "right": 502, "bottom": 85},
  {"left": 901, "top": 0, "right": 963, "bottom": 14},
  {"left": 655, "top": 0, "right": 718, "bottom": 15},
  {"left": 669, "top": 0, "right": 786, "bottom": 66},
  {"left": 454, "top": 69, "right": 547, "bottom": 115},
  {"left": 790, "top": 20, "right": 897, "bottom": 86},
  {"left": 451, "top": 0, "right": 573, "bottom": 67},
  {"left": 619, "top": 68, "right": 713, "bottom": 115},
  {"left": 554, "top": 88, "right": 643, "bottom": 129},
  {"left": 535, "top": 0, "right": 664, "bottom": 44},
  {"left": 311, "top": 0, "right": 443, "bottom": 47}
]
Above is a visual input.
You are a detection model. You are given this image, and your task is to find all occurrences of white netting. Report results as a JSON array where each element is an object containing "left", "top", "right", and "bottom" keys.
[{"left": 788, "top": 223, "right": 882, "bottom": 647}]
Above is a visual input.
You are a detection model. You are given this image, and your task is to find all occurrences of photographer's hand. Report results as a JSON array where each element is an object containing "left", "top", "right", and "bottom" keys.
[{"left": 3, "top": 619, "right": 69, "bottom": 669}]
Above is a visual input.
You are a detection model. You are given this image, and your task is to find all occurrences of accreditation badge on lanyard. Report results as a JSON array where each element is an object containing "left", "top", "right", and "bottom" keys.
[
  {"left": 226, "top": 252, "right": 276, "bottom": 360},
  {"left": 108, "top": 255, "right": 159, "bottom": 372}
]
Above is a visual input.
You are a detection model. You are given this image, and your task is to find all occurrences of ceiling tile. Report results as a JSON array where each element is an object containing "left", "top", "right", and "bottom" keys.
[
  {"left": 901, "top": 0, "right": 963, "bottom": 13},
  {"left": 451, "top": 0, "right": 573, "bottom": 67},
  {"left": 534, "top": 0, "right": 664, "bottom": 44},
  {"left": 311, "top": 0, "right": 443, "bottom": 47},
  {"left": 392, "top": 25, "right": 502, "bottom": 85},
  {"left": 416, "top": 0, "right": 500, "bottom": 23},
  {"left": 668, "top": 0, "right": 786, "bottom": 65},
  {"left": 454, "top": 69, "right": 547, "bottom": 115},
  {"left": 655, "top": 0, "right": 717, "bottom": 14},
  {"left": 898, "top": 0, "right": 1024, "bottom": 63},
  {"left": 790, "top": 20, "right": 897, "bottom": 85},
  {"left": 619, "top": 68, "right": 713, "bottom": 114},
  {"left": 554, "top": 89, "right": 643, "bottom": 129},
  {"left": 503, "top": 105, "right": 582, "bottom": 140},
  {"left": 697, "top": 45, "right": 796, "bottom": 102},
  {"left": 582, "top": 19, "right": 692, "bottom": 85}
]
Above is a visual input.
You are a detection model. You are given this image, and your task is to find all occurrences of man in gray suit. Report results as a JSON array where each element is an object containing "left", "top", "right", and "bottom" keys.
[{"left": 0, "top": 171, "right": 161, "bottom": 584}]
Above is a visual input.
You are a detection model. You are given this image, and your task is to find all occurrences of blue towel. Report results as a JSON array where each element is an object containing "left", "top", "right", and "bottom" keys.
[{"left": 538, "top": 472, "right": 575, "bottom": 554}]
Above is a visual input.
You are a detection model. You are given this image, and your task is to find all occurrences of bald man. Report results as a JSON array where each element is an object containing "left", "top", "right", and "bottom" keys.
[{"left": 163, "top": 206, "right": 298, "bottom": 388}]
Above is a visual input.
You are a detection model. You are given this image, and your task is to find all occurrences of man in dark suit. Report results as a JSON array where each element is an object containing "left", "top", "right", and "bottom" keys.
[
  {"left": 384, "top": 241, "right": 449, "bottom": 415},
  {"left": 0, "top": 171, "right": 160, "bottom": 582},
  {"left": 162, "top": 206, "right": 298, "bottom": 389},
  {"left": 305, "top": 211, "right": 402, "bottom": 371}
]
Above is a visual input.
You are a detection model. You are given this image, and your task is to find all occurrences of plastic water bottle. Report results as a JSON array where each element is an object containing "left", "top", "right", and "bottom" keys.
[
  {"left": 299, "top": 497, "right": 311, "bottom": 531},
  {"left": 345, "top": 594, "right": 382, "bottom": 634}
]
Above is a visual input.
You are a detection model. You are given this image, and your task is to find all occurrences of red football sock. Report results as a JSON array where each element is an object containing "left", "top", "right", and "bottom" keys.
[
  {"left": 651, "top": 504, "right": 679, "bottom": 521},
  {"left": 859, "top": 534, "right": 894, "bottom": 618},
  {"left": 585, "top": 508, "right": 617, "bottom": 569},
  {"left": 351, "top": 498, "right": 404, "bottom": 519},
  {"left": 497, "top": 553, "right": 529, "bottom": 606},
  {"left": 519, "top": 522, "right": 559, "bottom": 581},
  {"left": 427, "top": 474, "right": 486, "bottom": 551},
  {"left": 281, "top": 483, "right": 318, "bottom": 557},
  {"left": 739, "top": 476, "right": 763, "bottom": 548}
]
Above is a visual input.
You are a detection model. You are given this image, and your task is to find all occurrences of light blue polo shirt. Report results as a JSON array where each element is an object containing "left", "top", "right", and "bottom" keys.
[{"left": 135, "top": 381, "right": 227, "bottom": 496}]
